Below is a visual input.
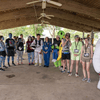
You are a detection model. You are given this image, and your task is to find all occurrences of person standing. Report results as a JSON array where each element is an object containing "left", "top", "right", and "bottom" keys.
[
  {"left": 16, "top": 37, "right": 24, "bottom": 65},
  {"left": 61, "top": 33, "right": 71, "bottom": 73},
  {"left": 43, "top": 37, "right": 51, "bottom": 67},
  {"left": 0, "top": 36, "right": 6, "bottom": 71},
  {"left": 52, "top": 35, "right": 61, "bottom": 67},
  {"left": 5, "top": 33, "right": 16, "bottom": 67},
  {"left": 80, "top": 38, "right": 93, "bottom": 83},
  {"left": 31, "top": 34, "right": 43, "bottom": 66},
  {"left": 68, "top": 35, "right": 82, "bottom": 77},
  {"left": 26, "top": 36, "right": 34, "bottom": 65}
]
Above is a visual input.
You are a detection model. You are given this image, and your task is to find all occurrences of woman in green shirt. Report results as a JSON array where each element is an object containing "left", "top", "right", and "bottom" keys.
[{"left": 68, "top": 35, "right": 82, "bottom": 77}]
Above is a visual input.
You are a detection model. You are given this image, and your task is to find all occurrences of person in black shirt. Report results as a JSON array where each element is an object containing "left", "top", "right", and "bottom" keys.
[
  {"left": 52, "top": 35, "right": 61, "bottom": 67},
  {"left": 5, "top": 33, "right": 16, "bottom": 67}
]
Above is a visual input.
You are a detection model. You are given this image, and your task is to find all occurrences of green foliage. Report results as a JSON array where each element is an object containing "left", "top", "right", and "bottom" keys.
[{"left": 0, "top": 24, "right": 44, "bottom": 38}]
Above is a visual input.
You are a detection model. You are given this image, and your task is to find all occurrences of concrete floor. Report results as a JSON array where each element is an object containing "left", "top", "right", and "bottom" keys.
[{"left": 0, "top": 53, "right": 100, "bottom": 100}]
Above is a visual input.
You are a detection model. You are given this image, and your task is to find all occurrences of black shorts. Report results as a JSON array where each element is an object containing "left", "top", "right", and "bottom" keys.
[
  {"left": 62, "top": 53, "right": 70, "bottom": 60},
  {"left": 7, "top": 49, "right": 15, "bottom": 56}
]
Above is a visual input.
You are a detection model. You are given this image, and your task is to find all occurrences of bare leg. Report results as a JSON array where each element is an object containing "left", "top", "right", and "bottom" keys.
[
  {"left": 86, "top": 62, "right": 90, "bottom": 80},
  {"left": 70, "top": 60, "right": 74, "bottom": 73},
  {"left": 67, "top": 60, "right": 70, "bottom": 71},
  {"left": 76, "top": 60, "right": 79, "bottom": 73},
  {"left": 82, "top": 61, "right": 86, "bottom": 78},
  {"left": 63, "top": 60, "right": 66, "bottom": 71}
]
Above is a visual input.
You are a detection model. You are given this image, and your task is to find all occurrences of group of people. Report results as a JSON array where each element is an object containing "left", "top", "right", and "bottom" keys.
[
  {"left": 51, "top": 33, "right": 93, "bottom": 83},
  {"left": 0, "top": 32, "right": 93, "bottom": 83}
]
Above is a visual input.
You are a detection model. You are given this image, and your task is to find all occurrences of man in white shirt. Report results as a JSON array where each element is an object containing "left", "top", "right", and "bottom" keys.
[{"left": 32, "top": 34, "right": 43, "bottom": 66}]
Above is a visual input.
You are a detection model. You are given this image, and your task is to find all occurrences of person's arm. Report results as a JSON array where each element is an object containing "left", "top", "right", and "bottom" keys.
[
  {"left": 62, "top": 39, "right": 67, "bottom": 47},
  {"left": 13, "top": 40, "right": 16, "bottom": 50},
  {"left": 76, "top": 42, "right": 82, "bottom": 55},
  {"left": 42, "top": 43, "right": 45, "bottom": 53},
  {"left": 25, "top": 42, "right": 28, "bottom": 53},
  {"left": 40, "top": 40, "right": 43, "bottom": 53},
  {"left": 23, "top": 39, "right": 25, "bottom": 44},
  {"left": 69, "top": 39, "right": 72, "bottom": 47},
  {"left": 70, "top": 42, "right": 74, "bottom": 54},
  {"left": 5, "top": 40, "right": 8, "bottom": 54},
  {"left": 90, "top": 45, "right": 93, "bottom": 64},
  {"left": 41, "top": 40, "right": 43, "bottom": 50},
  {"left": 91, "top": 45, "right": 93, "bottom": 58}
]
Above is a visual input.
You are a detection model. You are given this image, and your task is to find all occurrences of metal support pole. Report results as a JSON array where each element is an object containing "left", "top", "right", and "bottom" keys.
[{"left": 91, "top": 30, "right": 94, "bottom": 45}]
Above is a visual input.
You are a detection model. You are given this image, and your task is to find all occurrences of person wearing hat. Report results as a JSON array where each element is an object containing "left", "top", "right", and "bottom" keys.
[
  {"left": 51, "top": 35, "right": 61, "bottom": 67},
  {"left": 61, "top": 33, "right": 71, "bottom": 73},
  {"left": 68, "top": 35, "right": 82, "bottom": 77}
]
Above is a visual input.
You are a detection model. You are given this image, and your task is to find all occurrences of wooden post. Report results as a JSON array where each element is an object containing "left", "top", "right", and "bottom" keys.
[{"left": 91, "top": 30, "right": 94, "bottom": 45}]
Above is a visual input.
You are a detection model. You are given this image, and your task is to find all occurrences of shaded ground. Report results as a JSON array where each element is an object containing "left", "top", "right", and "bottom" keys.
[{"left": 0, "top": 53, "right": 99, "bottom": 100}]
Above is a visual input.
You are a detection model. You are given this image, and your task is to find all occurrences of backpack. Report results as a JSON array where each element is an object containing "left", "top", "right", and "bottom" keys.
[{"left": 17, "top": 38, "right": 24, "bottom": 51}]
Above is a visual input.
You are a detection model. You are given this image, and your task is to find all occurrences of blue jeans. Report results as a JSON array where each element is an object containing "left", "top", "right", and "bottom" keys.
[
  {"left": 7, "top": 56, "right": 14, "bottom": 63},
  {"left": 0, "top": 56, "right": 3, "bottom": 68},
  {"left": 3, "top": 56, "right": 6, "bottom": 66},
  {"left": 27, "top": 52, "right": 34, "bottom": 63},
  {"left": 52, "top": 49, "right": 58, "bottom": 60}
]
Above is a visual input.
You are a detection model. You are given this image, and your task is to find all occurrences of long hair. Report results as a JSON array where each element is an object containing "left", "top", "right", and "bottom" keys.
[
  {"left": 27, "top": 36, "right": 32, "bottom": 42},
  {"left": 0, "top": 35, "right": 3, "bottom": 40}
]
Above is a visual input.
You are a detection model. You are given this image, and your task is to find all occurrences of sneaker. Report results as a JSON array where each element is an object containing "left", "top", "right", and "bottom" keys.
[
  {"left": 3, "top": 66, "right": 8, "bottom": 69},
  {"left": 29, "top": 63, "right": 31, "bottom": 65},
  {"left": 75, "top": 73, "right": 79, "bottom": 77},
  {"left": 59, "top": 67, "right": 63, "bottom": 71},
  {"left": 8, "top": 63, "right": 11, "bottom": 67},
  {"left": 44, "top": 65, "right": 46, "bottom": 67},
  {"left": 0, "top": 68, "right": 5, "bottom": 71},
  {"left": 12, "top": 63, "right": 16, "bottom": 66},
  {"left": 52, "top": 59, "right": 54, "bottom": 62},
  {"left": 39, "top": 63, "right": 41, "bottom": 67},
  {"left": 31, "top": 63, "right": 34, "bottom": 65},
  {"left": 67, "top": 71, "right": 70, "bottom": 74},
  {"left": 82, "top": 78, "right": 87, "bottom": 81},
  {"left": 68, "top": 73, "right": 72, "bottom": 76},
  {"left": 87, "top": 79, "right": 91, "bottom": 83},
  {"left": 61, "top": 70, "right": 65, "bottom": 73},
  {"left": 53, "top": 59, "right": 57, "bottom": 62},
  {"left": 35, "top": 63, "right": 38, "bottom": 66},
  {"left": 52, "top": 59, "right": 57, "bottom": 62}
]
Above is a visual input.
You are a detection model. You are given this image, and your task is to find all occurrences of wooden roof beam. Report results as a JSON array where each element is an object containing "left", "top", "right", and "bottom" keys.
[{"left": 0, "top": 7, "right": 100, "bottom": 30}]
